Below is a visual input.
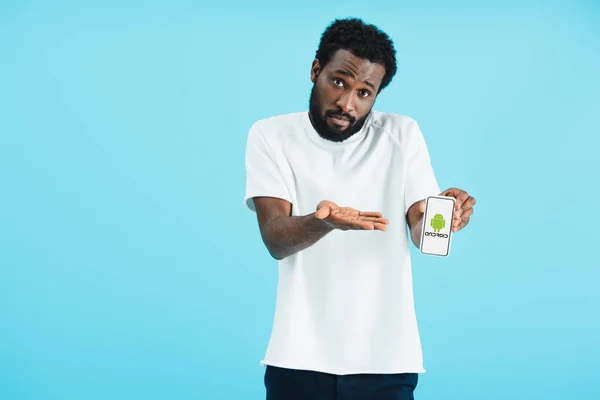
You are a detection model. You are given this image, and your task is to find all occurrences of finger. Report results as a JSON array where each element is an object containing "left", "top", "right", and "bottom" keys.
[
  {"left": 453, "top": 206, "right": 472, "bottom": 220},
  {"left": 461, "top": 216, "right": 470, "bottom": 227},
  {"left": 455, "top": 220, "right": 468, "bottom": 231},
  {"left": 455, "top": 191, "right": 470, "bottom": 210},
  {"left": 460, "top": 196, "right": 476, "bottom": 211},
  {"left": 440, "top": 188, "right": 467, "bottom": 210},
  {"left": 355, "top": 221, "right": 375, "bottom": 230},
  {"left": 360, "top": 216, "right": 389, "bottom": 224},
  {"left": 453, "top": 217, "right": 470, "bottom": 232},
  {"left": 316, "top": 200, "right": 335, "bottom": 216},
  {"left": 452, "top": 217, "right": 461, "bottom": 228},
  {"left": 315, "top": 205, "right": 330, "bottom": 219},
  {"left": 359, "top": 211, "right": 383, "bottom": 218},
  {"left": 440, "top": 187, "right": 460, "bottom": 197},
  {"left": 316, "top": 200, "right": 333, "bottom": 210},
  {"left": 452, "top": 212, "right": 466, "bottom": 227},
  {"left": 441, "top": 188, "right": 464, "bottom": 206},
  {"left": 373, "top": 222, "right": 387, "bottom": 231},
  {"left": 461, "top": 208, "right": 474, "bottom": 220},
  {"left": 418, "top": 200, "right": 426, "bottom": 213}
]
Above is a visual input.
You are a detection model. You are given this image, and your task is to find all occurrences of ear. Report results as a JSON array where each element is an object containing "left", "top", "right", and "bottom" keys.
[{"left": 310, "top": 59, "right": 321, "bottom": 83}]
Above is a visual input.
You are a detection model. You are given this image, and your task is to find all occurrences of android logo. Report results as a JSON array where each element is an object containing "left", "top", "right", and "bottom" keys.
[{"left": 430, "top": 214, "right": 446, "bottom": 233}]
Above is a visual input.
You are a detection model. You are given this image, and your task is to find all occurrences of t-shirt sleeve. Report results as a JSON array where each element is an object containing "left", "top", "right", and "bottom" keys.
[
  {"left": 404, "top": 120, "right": 441, "bottom": 214},
  {"left": 243, "top": 122, "right": 292, "bottom": 212}
]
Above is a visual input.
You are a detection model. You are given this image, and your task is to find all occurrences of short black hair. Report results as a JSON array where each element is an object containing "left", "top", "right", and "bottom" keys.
[{"left": 314, "top": 18, "right": 397, "bottom": 92}]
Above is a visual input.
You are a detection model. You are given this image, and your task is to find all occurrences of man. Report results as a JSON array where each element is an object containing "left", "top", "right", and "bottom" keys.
[{"left": 244, "top": 17, "right": 476, "bottom": 400}]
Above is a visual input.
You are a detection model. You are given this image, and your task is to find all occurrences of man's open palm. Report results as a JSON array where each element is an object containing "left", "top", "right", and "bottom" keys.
[{"left": 315, "top": 200, "right": 389, "bottom": 231}]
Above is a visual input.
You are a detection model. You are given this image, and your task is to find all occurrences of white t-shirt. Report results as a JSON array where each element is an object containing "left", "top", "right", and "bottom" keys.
[{"left": 243, "top": 110, "right": 440, "bottom": 375}]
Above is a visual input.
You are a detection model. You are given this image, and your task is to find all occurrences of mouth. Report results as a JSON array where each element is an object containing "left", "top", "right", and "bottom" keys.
[{"left": 328, "top": 115, "right": 351, "bottom": 129}]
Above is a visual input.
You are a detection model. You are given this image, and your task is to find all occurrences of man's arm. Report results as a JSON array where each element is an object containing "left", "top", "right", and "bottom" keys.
[
  {"left": 406, "top": 200, "right": 426, "bottom": 248},
  {"left": 252, "top": 197, "right": 389, "bottom": 260},
  {"left": 253, "top": 197, "right": 334, "bottom": 260}
]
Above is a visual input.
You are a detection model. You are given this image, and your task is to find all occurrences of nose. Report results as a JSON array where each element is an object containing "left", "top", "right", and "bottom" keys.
[{"left": 335, "top": 91, "right": 355, "bottom": 114}]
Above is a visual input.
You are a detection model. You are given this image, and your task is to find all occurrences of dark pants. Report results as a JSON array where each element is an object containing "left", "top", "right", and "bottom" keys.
[{"left": 264, "top": 365, "right": 419, "bottom": 400}]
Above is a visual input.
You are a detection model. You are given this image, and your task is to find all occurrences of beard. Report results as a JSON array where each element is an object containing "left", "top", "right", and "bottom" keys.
[{"left": 308, "top": 83, "right": 370, "bottom": 143}]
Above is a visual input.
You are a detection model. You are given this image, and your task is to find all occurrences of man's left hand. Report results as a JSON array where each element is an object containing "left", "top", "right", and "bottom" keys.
[{"left": 440, "top": 187, "right": 476, "bottom": 232}]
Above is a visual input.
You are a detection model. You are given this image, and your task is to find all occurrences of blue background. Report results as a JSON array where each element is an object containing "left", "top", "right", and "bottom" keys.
[{"left": 1, "top": 0, "right": 599, "bottom": 399}]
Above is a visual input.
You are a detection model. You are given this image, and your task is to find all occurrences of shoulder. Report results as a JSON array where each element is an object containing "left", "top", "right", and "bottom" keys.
[
  {"left": 249, "top": 112, "right": 305, "bottom": 141},
  {"left": 370, "top": 110, "right": 418, "bottom": 131},
  {"left": 369, "top": 110, "right": 424, "bottom": 151}
]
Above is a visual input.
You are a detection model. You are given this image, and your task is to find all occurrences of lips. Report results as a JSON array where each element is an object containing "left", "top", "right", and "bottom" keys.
[{"left": 329, "top": 115, "right": 351, "bottom": 127}]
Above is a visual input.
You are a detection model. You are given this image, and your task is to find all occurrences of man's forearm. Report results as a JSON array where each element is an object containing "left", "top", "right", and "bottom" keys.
[
  {"left": 406, "top": 202, "right": 425, "bottom": 248},
  {"left": 262, "top": 213, "right": 335, "bottom": 260},
  {"left": 409, "top": 216, "right": 424, "bottom": 248}
]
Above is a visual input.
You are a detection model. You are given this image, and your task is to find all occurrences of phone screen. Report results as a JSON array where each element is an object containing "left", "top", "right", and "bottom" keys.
[{"left": 420, "top": 196, "right": 456, "bottom": 257}]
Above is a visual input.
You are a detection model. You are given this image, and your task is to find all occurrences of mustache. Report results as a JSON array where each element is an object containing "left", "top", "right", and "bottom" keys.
[{"left": 326, "top": 110, "right": 355, "bottom": 123}]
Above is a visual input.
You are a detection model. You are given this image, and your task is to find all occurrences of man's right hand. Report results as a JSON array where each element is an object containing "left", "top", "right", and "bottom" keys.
[{"left": 315, "top": 200, "right": 388, "bottom": 231}]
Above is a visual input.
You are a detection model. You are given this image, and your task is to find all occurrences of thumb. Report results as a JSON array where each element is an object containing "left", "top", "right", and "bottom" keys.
[
  {"left": 315, "top": 200, "right": 333, "bottom": 219},
  {"left": 418, "top": 200, "right": 426, "bottom": 214}
]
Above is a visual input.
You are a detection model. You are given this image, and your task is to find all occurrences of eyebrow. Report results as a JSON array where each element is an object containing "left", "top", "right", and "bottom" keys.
[{"left": 333, "top": 69, "right": 376, "bottom": 91}]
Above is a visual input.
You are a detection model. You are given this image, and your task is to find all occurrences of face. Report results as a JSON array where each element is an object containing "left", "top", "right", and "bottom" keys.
[{"left": 308, "top": 49, "right": 386, "bottom": 142}]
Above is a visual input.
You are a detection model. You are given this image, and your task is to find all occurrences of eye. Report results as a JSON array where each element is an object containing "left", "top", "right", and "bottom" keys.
[
  {"left": 359, "top": 89, "right": 371, "bottom": 98},
  {"left": 333, "top": 78, "right": 344, "bottom": 87}
]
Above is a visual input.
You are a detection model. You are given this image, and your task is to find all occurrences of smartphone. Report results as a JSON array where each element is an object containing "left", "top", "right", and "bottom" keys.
[{"left": 419, "top": 195, "right": 456, "bottom": 257}]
